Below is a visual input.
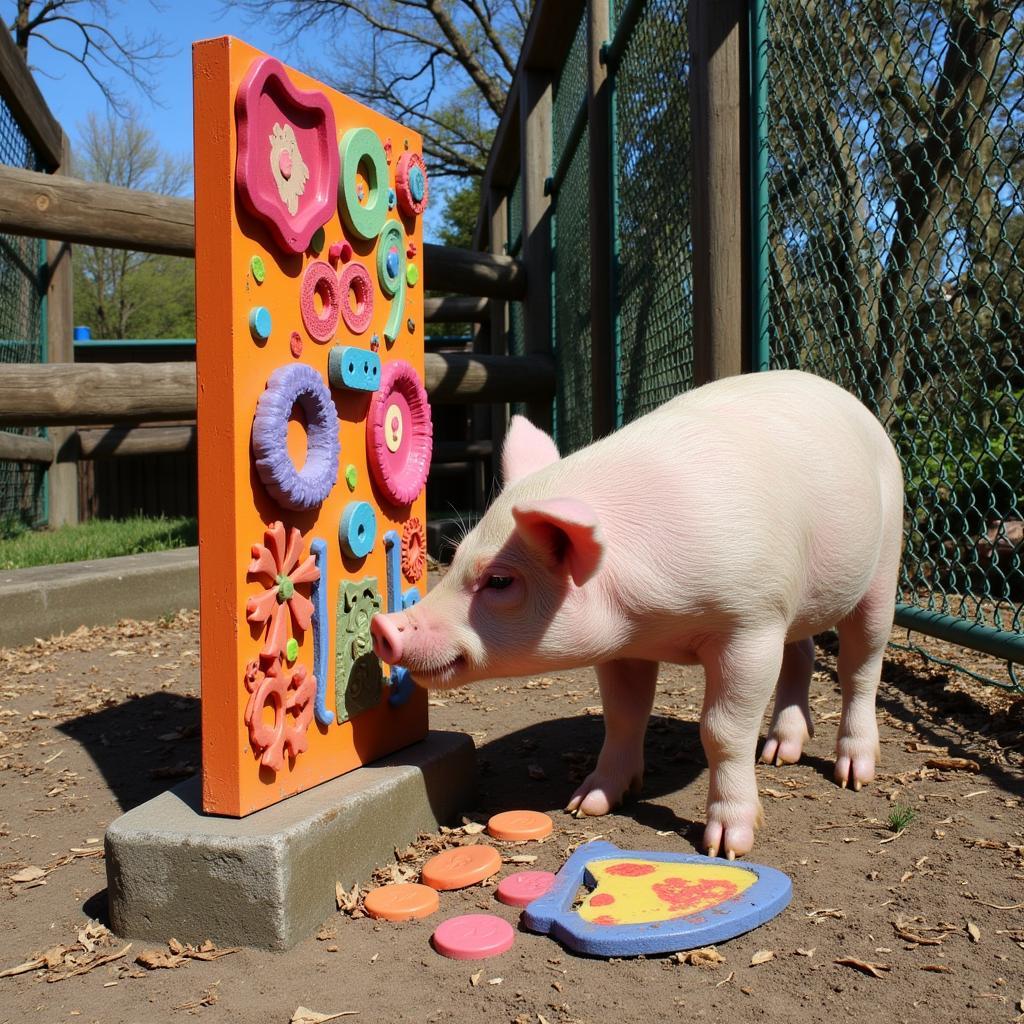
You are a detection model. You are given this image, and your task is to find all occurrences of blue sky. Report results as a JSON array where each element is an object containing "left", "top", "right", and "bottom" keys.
[{"left": 22, "top": 0, "right": 450, "bottom": 236}]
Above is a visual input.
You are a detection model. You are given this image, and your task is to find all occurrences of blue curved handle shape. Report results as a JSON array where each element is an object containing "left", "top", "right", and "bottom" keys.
[{"left": 310, "top": 538, "right": 334, "bottom": 726}]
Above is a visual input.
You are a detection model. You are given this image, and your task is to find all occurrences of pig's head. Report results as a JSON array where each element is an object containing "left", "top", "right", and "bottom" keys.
[{"left": 370, "top": 416, "right": 610, "bottom": 689}]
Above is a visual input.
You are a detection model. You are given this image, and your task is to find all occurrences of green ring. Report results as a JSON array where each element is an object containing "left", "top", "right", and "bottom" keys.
[
  {"left": 376, "top": 220, "right": 406, "bottom": 345},
  {"left": 338, "top": 128, "right": 389, "bottom": 241}
]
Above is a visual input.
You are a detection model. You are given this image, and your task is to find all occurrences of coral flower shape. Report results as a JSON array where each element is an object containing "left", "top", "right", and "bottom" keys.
[
  {"left": 246, "top": 521, "right": 320, "bottom": 661},
  {"left": 243, "top": 658, "right": 316, "bottom": 771}
]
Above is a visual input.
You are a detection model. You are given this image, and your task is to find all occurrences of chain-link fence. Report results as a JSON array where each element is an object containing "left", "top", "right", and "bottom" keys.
[
  {"left": 499, "top": 0, "right": 1023, "bottom": 689},
  {"left": 0, "top": 93, "right": 47, "bottom": 532},
  {"left": 757, "top": 0, "right": 1024, "bottom": 689}
]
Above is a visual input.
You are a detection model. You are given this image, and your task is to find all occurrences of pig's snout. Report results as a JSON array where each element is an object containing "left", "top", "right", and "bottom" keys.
[{"left": 370, "top": 612, "right": 405, "bottom": 665}]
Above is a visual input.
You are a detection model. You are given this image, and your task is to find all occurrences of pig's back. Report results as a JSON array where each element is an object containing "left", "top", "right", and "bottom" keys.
[{"left": 563, "top": 370, "right": 903, "bottom": 641}]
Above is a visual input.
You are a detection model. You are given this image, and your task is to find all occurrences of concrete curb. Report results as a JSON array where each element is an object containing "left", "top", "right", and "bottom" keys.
[
  {"left": 105, "top": 730, "right": 477, "bottom": 950},
  {"left": 0, "top": 546, "right": 199, "bottom": 647}
]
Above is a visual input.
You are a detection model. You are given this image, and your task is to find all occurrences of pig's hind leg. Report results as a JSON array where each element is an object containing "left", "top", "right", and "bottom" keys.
[
  {"left": 565, "top": 658, "right": 658, "bottom": 817},
  {"left": 833, "top": 575, "right": 892, "bottom": 790},
  {"left": 759, "top": 637, "right": 815, "bottom": 766},
  {"left": 700, "top": 630, "right": 785, "bottom": 858}
]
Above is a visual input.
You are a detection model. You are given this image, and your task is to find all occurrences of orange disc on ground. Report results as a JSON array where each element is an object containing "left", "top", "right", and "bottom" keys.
[
  {"left": 363, "top": 882, "right": 440, "bottom": 921},
  {"left": 487, "top": 810, "right": 554, "bottom": 842},
  {"left": 421, "top": 844, "right": 502, "bottom": 891}
]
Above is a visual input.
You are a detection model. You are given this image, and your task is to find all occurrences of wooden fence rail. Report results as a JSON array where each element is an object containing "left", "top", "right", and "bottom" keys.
[
  {"left": 0, "top": 165, "right": 526, "bottom": 299},
  {"left": 0, "top": 352, "right": 554, "bottom": 429}
]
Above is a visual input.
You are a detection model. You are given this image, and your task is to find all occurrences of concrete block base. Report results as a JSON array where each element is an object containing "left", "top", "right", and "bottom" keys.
[{"left": 105, "top": 730, "right": 476, "bottom": 950}]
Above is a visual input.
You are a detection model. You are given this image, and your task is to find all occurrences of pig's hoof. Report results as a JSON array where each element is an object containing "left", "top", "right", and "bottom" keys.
[
  {"left": 835, "top": 753, "right": 876, "bottom": 790},
  {"left": 703, "top": 801, "right": 761, "bottom": 859},
  {"left": 760, "top": 704, "right": 813, "bottom": 766},
  {"left": 759, "top": 734, "right": 803, "bottom": 767},
  {"left": 565, "top": 770, "right": 641, "bottom": 818}
]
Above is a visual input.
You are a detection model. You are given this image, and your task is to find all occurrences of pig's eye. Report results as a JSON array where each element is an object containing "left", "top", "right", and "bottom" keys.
[{"left": 485, "top": 575, "right": 515, "bottom": 590}]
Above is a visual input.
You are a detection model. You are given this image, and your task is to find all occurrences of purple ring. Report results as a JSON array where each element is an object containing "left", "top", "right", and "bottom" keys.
[{"left": 252, "top": 363, "right": 339, "bottom": 510}]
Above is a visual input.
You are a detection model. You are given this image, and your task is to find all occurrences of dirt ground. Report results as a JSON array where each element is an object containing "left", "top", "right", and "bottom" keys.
[{"left": 0, "top": 609, "right": 1022, "bottom": 1024}]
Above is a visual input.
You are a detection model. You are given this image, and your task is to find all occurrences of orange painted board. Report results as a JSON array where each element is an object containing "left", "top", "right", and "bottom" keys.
[{"left": 193, "top": 36, "right": 429, "bottom": 817}]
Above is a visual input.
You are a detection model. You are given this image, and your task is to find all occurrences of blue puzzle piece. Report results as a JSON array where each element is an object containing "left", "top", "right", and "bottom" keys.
[
  {"left": 328, "top": 345, "right": 381, "bottom": 392},
  {"left": 310, "top": 538, "right": 334, "bottom": 727},
  {"left": 522, "top": 840, "right": 792, "bottom": 958}
]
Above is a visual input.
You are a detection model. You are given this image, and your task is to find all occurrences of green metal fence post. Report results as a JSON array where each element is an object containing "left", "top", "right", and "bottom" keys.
[{"left": 749, "top": 0, "right": 769, "bottom": 373}]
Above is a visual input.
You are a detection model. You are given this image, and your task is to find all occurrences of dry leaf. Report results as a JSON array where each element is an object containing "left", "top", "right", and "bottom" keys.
[
  {"left": 834, "top": 957, "right": 891, "bottom": 979},
  {"left": 750, "top": 949, "right": 775, "bottom": 966},
  {"left": 336, "top": 881, "right": 362, "bottom": 915},
  {"left": 9, "top": 866, "right": 47, "bottom": 883},
  {"left": 470, "top": 971, "right": 482, "bottom": 987},
  {"left": 136, "top": 949, "right": 187, "bottom": 970},
  {"left": 796, "top": 948, "right": 816, "bottom": 957},
  {"left": 715, "top": 971, "right": 736, "bottom": 987},
  {"left": 290, "top": 1009, "right": 359, "bottom": 1023},
  {"left": 462, "top": 821, "right": 486, "bottom": 835},
  {"left": 967, "top": 921, "right": 981, "bottom": 943},
  {"left": 48, "top": 944, "right": 132, "bottom": 982},
  {"left": 893, "top": 924, "right": 943, "bottom": 946},
  {"left": 674, "top": 947, "right": 725, "bottom": 967}
]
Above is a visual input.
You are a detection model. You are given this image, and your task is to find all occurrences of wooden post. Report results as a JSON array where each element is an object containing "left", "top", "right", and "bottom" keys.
[
  {"left": 519, "top": 70, "right": 555, "bottom": 433},
  {"left": 46, "top": 131, "right": 78, "bottom": 527},
  {"left": 689, "top": 0, "right": 748, "bottom": 385},
  {"left": 588, "top": 0, "right": 616, "bottom": 438},
  {"left": 488, "top": 187, "right": 511, "bottom": 486}
]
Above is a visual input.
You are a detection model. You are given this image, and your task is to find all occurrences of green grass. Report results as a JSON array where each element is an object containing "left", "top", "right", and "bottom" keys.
[
  {"left": 0, "top": 516, "right": 198, "bottom": 569},
  {"left": 886, "top": 803, "right": 916, "bottom": 833}
]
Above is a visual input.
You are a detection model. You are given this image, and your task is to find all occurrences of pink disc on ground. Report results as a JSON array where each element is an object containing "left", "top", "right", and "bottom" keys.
[
  {"left": 432, "top": 914, "right": 515, "bottom": 961},
  {"left": 495, "top": 871, "right": 557, "bottom": 908}
]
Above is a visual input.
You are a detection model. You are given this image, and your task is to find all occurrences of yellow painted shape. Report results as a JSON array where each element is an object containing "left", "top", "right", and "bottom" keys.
[{"left": 579, "top": 859, "right": 757, "bottom": 926}]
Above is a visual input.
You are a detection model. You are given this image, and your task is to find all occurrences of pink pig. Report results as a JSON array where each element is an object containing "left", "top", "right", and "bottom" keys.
[{"left": 370, "top": 369, "right": 904, "bottom": 858}]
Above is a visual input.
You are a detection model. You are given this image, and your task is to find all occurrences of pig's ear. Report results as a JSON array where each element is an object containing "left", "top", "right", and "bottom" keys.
[
  {"left": 501, "top": 415, "right": 560, "bottom": 486},
  {"left": 512, "top": 498, "right": 604, "bottom": 586}
]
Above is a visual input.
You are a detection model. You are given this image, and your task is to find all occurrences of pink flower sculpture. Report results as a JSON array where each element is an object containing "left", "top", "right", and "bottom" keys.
[
  {"left": 243, "top": 658, "right": 315, "bottom": 770},
  {"left": 246, "top": 521, "right": 320, "bottom": 661}
]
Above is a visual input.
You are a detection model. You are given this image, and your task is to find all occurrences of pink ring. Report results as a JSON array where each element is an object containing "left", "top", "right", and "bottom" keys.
[
  {"left": 338, "top": 261, "right": 374, "bottom": 335},
  {"left": 366, "top": 360, "right": 432, "bottom": 506},
  {"left": 395, "top": 152, "right": 428, "bottom": 217},
  {"left": 300, "top": 260, "right": 340, "bottom": 343}
]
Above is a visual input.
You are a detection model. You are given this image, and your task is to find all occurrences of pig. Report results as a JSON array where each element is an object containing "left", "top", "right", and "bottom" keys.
[{"left": 370, "top": 369, "right": 904, "bottom": 859}]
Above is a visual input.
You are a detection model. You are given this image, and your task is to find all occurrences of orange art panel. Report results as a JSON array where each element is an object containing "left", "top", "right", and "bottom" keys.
[{"left": 193, "top": 37, "right": 429, "bottom": 817}]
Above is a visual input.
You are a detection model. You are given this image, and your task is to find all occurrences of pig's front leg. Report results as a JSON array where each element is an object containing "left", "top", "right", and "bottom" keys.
[
  {"left": 565, "top": 658, "right": 658, "bottom": 817},
  {"left": 699, "top": 631, "right": 784, "bottom": 859}
]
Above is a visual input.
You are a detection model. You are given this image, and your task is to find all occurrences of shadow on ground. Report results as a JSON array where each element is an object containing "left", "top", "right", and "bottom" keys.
[{"left": 58, "top": 691, "right": 201, "bottom": 812}]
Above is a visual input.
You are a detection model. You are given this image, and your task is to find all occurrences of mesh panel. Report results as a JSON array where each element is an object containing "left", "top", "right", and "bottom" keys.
[
  {"left": 614, "top": 0, "right": 694, "bottom": 425},
  {"left": 0, "top": 93, "right": 46, "bottom": 530},
  {"left": 762, "top": 2, "right": 1024, "bottom": 673},
  {"left": 553, "top": 135, "right": 592, "bottom": 454}
]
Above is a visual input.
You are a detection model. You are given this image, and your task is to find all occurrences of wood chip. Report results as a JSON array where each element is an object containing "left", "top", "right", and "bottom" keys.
[
  {"left": 893, "top": 924, "right": 943, "bottom": 946},
  {"left": 750, "top": 949, "right": 775, "bottom": 965},
  {"left": 967, "top": 921, "right": 981, "bottom": 943},
  {"left": 924, "top": 757, "right": 980, "bottom": 773},
  {"left": 290, "top": 1009, "right": 359, "bottom": 1023},
  {"left": 920, "top": 964, "right": 954, "bottom": 974},
  {"left": 8, "top": 866, "right": 47, "bottom": 883},
  {"left": 796, "top": 948, "right": 816, "bottom": 957},
  {"left": 834, "top": 957, "right": 891, "bottom": 978}
]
